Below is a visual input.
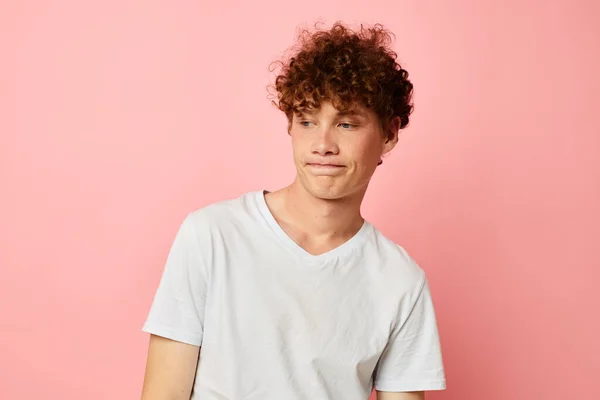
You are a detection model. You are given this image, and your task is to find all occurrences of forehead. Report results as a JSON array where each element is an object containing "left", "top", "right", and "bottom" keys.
[{"left": 294, "top": 102, "right": 372, "bottom": 119}]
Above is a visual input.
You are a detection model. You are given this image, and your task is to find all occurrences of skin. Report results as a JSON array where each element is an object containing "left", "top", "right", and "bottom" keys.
[
  {"left": 264, "top": 100, "right": 400, "bottom": 256},
  {"left": 141, "top": 335, "right": 199, "bottom": 400},
  {"left": 141, "top": 100, "right": 424, "bottom": 399},
  {"left": 378, "top": 391, "right": 425, "bottom": 400}
]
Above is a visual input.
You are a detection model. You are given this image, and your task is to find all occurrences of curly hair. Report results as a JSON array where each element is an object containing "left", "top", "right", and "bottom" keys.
[{"left": 269, "top": 21, "right": 414, "bottom": 135}]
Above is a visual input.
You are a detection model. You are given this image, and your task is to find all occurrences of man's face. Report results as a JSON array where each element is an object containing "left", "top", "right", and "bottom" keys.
[{"left": 289, "top": 100, "right": 397, "bottom": 200}]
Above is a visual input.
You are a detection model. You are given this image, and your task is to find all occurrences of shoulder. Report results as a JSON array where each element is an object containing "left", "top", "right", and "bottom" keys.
[
  {"left": 366, "top": 225, "right": 427, "bottom": 294},
  {"left": 175, "top": 191, "right": 265, "bottom": 255},
  {"left": 169, "top": 191, "right": 263, "bottom": 267},
  {"left": 184, "top": 191, "right": 260, "bottom": 231}
]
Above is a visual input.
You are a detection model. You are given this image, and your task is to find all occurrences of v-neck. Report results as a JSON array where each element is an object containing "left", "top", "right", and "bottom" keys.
[{"left": 253, "top": 190, "right": 371, "bottom": 265}]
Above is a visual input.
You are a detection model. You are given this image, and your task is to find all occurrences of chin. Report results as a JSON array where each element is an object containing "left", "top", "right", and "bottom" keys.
[
  {"left": 295, "top": 171, "right": 367, "bottom": 201},
  {"left": 303, "top": 181, "right": 357, "bottom": 201},
  {"left": 311, "top": 190, "right": 345, "bottom": 201}
]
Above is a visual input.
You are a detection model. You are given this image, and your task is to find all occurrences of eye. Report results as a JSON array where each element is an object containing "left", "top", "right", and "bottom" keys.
[
  {"left": 339, "top": 122, "right": 356, "bottom": 129},
  {"left": 299, "top": 120, "right": 314, "bottom": 127}
]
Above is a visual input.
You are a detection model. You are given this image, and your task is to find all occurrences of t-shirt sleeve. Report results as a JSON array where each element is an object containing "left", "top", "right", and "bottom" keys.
[
  {"left": 142, "top": 213, "right": 208, "bottom": 346},
  {"left": 373, "top": 273, "right": 447, "bottom": 392}
]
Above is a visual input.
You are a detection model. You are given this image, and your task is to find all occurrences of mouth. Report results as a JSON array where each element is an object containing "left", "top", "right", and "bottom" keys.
[
  {"left": 306, "top": 163, "right": 345, "bottom": 168},
  {"left": 305, "top": 163, "right": 346, "bottom": 175}
]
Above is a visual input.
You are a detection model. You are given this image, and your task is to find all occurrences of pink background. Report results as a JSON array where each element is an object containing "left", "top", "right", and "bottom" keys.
[{"left": 2, "top": 1, "right": 599, "bottom": 399}]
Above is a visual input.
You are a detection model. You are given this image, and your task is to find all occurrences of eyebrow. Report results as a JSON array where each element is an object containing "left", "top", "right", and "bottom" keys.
[
  {"left": 296, "top": 109, "right": 368, "bottom": 119},
  {"left": 337, "top": 110, "right": 368, "bottom": 119}
]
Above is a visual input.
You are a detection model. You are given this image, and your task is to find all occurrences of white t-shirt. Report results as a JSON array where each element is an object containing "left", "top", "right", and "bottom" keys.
[{"left": 142, "top": 191, "right": 446, "bottom": 399}]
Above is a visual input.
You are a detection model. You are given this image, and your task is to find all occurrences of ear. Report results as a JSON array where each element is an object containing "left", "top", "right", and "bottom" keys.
[{"left": 382, "top": 116, "right": 401, "bottom": 155}]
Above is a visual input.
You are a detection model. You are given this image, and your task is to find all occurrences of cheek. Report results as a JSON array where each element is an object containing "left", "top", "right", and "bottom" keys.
[
  {"left": 350, "top": 139, "right": 381, "bottom": 163},
  {"left": 290, "top": 135, "right": 303, "bottom": 151},
  {"left": 290, "top": 136, "right": 309, "bottom": 161}
]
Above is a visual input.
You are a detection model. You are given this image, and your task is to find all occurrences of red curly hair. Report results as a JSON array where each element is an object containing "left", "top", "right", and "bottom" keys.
[{"left": 269, "top": 21, "right": 414, "bottom": 136}]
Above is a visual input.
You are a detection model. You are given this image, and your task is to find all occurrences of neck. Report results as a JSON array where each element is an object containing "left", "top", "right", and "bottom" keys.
[{"left": 273, "top": 178, "right": 367, "bottom": 240}]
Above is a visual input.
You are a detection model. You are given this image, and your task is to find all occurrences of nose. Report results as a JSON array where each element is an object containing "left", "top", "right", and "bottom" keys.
[{"left": 311, "top": 125, "right": 340, "bottom": 156}]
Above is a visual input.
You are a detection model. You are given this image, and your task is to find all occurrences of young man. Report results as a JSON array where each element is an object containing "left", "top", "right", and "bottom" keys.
[{"left": 141, "top": 22, "right": 446, "bottom": 400}]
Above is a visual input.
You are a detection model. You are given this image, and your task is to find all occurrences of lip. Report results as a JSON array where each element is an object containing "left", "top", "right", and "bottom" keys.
[
  {"left": 306, "top": 163, "right": 344, "bottom": 168},
  {"left": 305, "top": 163, "right": 346, "bottom": 175}
]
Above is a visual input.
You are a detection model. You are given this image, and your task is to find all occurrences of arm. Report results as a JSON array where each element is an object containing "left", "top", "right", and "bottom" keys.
[
  {"left": 141, "top": 214, "right": 209, "bottom": 399},
  {"left": 141, "top": 334, "right": 200, "bottom": 400},
  {"left": 377, "top": 391, "right": 425, "bottom": 400},
  {"left": 373, "top": 272, "right": 446, "bottom": 395}
]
